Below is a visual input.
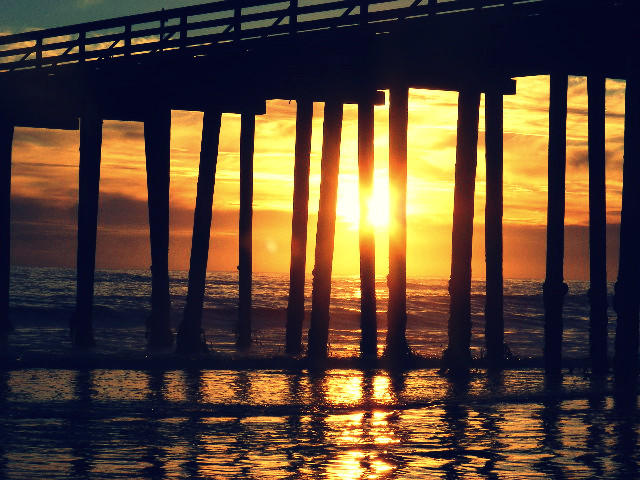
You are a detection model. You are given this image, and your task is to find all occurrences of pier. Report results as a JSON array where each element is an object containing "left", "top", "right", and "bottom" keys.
[{"left": 0, "top": 0, "right": 638, "bottom": 374}]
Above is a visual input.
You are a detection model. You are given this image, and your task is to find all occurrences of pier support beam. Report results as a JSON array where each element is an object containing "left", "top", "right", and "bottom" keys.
[
  {"left": 237, "top": 113, "right": 255, "bottom": 349},
  {"left": 359, "top": 99, "right": 377, "bottom": 358},
  {"left": 144, "top": 108, "right": 173, "bottom": 348},
  {"left": 386, "top": 85, "right": 410, "bottom": 360},
  {"left": 484, "top": 92, "right": 504, "bottom": 367},
  {"left": 286, "top": 100, "right": 313, "bottom": 355},
  {"left": 588, "top": 75, "right": 609, "bottom": 374},
  {"left": 0, "top": 120, "right": 13, "bottom": 335},
  {"left": 544, "top": 74, "right": 568, "bottom": 375},
  {"left": 72, "top": 110, "right": 102, "bottom": 347},
  {"left": 614, "top": 74, "right": 640, "bottom": 380},
  {"left": 307, "top": 101, "right": 343, "bottom": 361},
  {"left": 445, "top": 90, "right": 481, "bottom": 372},
  {"left": 177, "top": 111, "right": 222, "bottom": 354}
]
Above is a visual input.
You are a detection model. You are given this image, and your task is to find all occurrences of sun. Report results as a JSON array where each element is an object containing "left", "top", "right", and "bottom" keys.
[
  {"left": 365, "top": 189, "right": 390, "bottom": 229},
  {"left": 336, "top": 172, "right": 389, "bottom": 231}
]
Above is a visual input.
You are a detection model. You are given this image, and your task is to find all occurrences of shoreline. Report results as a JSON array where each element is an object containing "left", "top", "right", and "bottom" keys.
[{"left": 0, "top": 349, "right": 604, "bottom": 372}]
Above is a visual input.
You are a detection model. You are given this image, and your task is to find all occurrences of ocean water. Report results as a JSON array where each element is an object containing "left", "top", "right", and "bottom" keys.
[
  {"left": 1, "top": 266, "right": 637, "bottom": 479},
  {"left": 4, "top": 266, "right": 619, "bottom": 360}
]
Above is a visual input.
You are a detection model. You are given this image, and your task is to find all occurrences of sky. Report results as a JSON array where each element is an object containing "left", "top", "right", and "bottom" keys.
[{"left": 0, "top": 2, "right": 628, "bottom": 280}]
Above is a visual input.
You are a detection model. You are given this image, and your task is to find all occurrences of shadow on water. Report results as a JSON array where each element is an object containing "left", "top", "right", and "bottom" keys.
[
  {"left": 534, "top": 375, "right": 566, "bottom": 480},
  {"left": 475, "top": 371, "right": 506, "bottom": 478},
  {"left": 139, "top": 370, "right": 168, "bottom": 480},
  {"left": 180, "top": 368, "right": 204, "bottom": 478},
  {"left": 69, "top": 370, "right": 94, "bottom": 479},
  {"left": 0, "top": 370, "right": 8, "bottom": 480},
  {"left": 441, "top": 373, "right": 471, "bottom": 478},
  {"left": 580, "top": 375, "right": 608, "bottom": 477},
  {"left": 229, "top": 371, "right": 253, "bottom": 477},
  {"left": 284, "top": 373, "right": 305, "bottom": 478},
  {"left": 613, "top": 379, "right": 638, "bottom": 479}
]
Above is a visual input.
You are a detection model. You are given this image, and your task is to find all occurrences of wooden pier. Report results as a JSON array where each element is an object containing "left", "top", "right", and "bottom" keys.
[{"left": 0, "top": 0, "right": 638, "bottom": 374}]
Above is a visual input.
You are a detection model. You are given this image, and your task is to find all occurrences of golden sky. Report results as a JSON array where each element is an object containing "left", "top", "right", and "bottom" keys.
[{"left": 8, "top": 75, "right": 627, "bottom": 280}]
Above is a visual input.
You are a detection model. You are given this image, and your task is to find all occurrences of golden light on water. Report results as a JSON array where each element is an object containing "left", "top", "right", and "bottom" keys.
[{"left": 6, "top": 368, "right": 632, "bottom": 478}]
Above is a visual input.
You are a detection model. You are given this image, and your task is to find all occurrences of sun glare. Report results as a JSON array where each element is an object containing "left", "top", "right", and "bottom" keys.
[{"left": 336, "top": 172, "right": 389, "bottom": 231}]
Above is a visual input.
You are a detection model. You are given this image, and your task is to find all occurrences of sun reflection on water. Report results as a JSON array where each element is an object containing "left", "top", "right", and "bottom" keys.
[{"left": 3, "top": 368, "right": 638, "bottom": 478}]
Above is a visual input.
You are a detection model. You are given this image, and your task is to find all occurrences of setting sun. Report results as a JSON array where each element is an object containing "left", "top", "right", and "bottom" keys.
[{"left": 336, "top": 171, "right": 390, "bottom": 231}]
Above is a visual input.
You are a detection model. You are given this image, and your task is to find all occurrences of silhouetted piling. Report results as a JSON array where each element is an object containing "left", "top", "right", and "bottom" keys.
[
  {"left": 587, "top": 74, "right": 608, "bottom": 374},
  {"left": 144, "top": 108, "right": 173, "bottom": 348},
  {"left": 286, "top": 100, "right": 313, "bottom": 355},
  {"left": 237, "top": 113, "right": 254, "bottom": 349},
  {"left": 614, "top": 74, "right": 640, "bottom": 380},
  {"left": 544, "top": 74, "right": 568, "bottom": 375},
  {"left": 308, "top": 101, "right": 343, "bottom": 361},
  {"left": 358, "top": 99, "right": 377, "bottom": 358},
  {"left": 484, "top": 92, "right": 504, "bottom": 367},
  {"left": 0, "top": 120, "right": 13, "bottom": 335},
  {"left": 177, "top": 111, "right": 222, "bottom": 354},
  {"left": 73, "top": 110, "right": 102, "bottom": 347},
  {"left": 386, "top": 85, "right": 410, "bottom": 360},
  {"left": 445, "top": 90, "right": 481, "bottom": 372}
]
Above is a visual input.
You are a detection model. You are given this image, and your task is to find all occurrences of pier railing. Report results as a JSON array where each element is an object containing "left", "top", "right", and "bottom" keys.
[{"left": 0, "top": 0, "right": 562, "bottom": 72}]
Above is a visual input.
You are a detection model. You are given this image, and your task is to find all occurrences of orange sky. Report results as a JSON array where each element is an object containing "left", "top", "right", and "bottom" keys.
[{"left": 8, "top": 75, "right": 627, "bottom": 280}]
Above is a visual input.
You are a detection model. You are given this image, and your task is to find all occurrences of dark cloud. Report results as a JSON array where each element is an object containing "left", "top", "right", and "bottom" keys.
[{"left": 103, "top": 121, "right": 144, "bottom": 141}]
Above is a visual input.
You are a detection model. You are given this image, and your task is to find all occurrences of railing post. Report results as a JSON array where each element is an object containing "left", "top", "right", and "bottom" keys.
[
  {"left": 290, "top": 0, "right": 298, "bottom": 35},
  {"left": 360, "top": 0, "right": 369, "bottom": 27},
  {"left": 78, "top": 32, "right": 86, "bottom": 62},
  {"left": 35, "top": 36, "right": 43, "bottom": 68},
  {"left": 180, "top": 15, "right": 188, "bottom": 49},
  {"left": 235, "top": 1, "right": 242, "bottom": 43},
  {"left": 159, "top": 9, "right": 166, "bottom": 52},
  {"left": 124, "top": 24, "right": 132, "bottom": 57},
  {"left": 504, "top": 0, "right": 514, "bottom": 18}
]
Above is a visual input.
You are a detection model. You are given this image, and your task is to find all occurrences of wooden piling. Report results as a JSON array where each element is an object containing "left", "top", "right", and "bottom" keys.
[
  {"left": 614, "top": 74, "right": 640, "bottom": 379},
  {"left": 445, "top": 89, "right": 481, "bottom": 371},
  {"left": 176, "top": 111, "right": 222, "bottom": 354},
  {"left": 484, "top": 92, "right": 504, "bottom": 367},
  {"left": 587, "top": 74, "right": 609, "bottom": 374},
  {"left": 73, "top": 110, "right": 102, "bottom": 347},
  {"left": 237, "top": 113, "right": 255, "bottom": 349},
  {"left": 0, "top": 119, "right": 13, "bottom": 335},
  {"left": 307, "top": 101, "right": 343, "bottom": 361},
  {"left": 286, "top": 100, "right": 313, "bottom": 355},
  {"left": 359, "top": 99, "right": 377, "bottom": 358},
  {"left": 144, "top": 108, "right": 173, "bottom": 348},
  {"left": 544, "top": 74, "right": 568, "bottom": 375},
  {"left": 386, "top": 85, "right": 410, "bottom": 360}
]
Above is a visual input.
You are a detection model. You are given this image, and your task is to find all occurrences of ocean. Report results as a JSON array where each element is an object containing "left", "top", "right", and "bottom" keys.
[{"left": 1, "top": 266, "right": 637, "bottom": 479}]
